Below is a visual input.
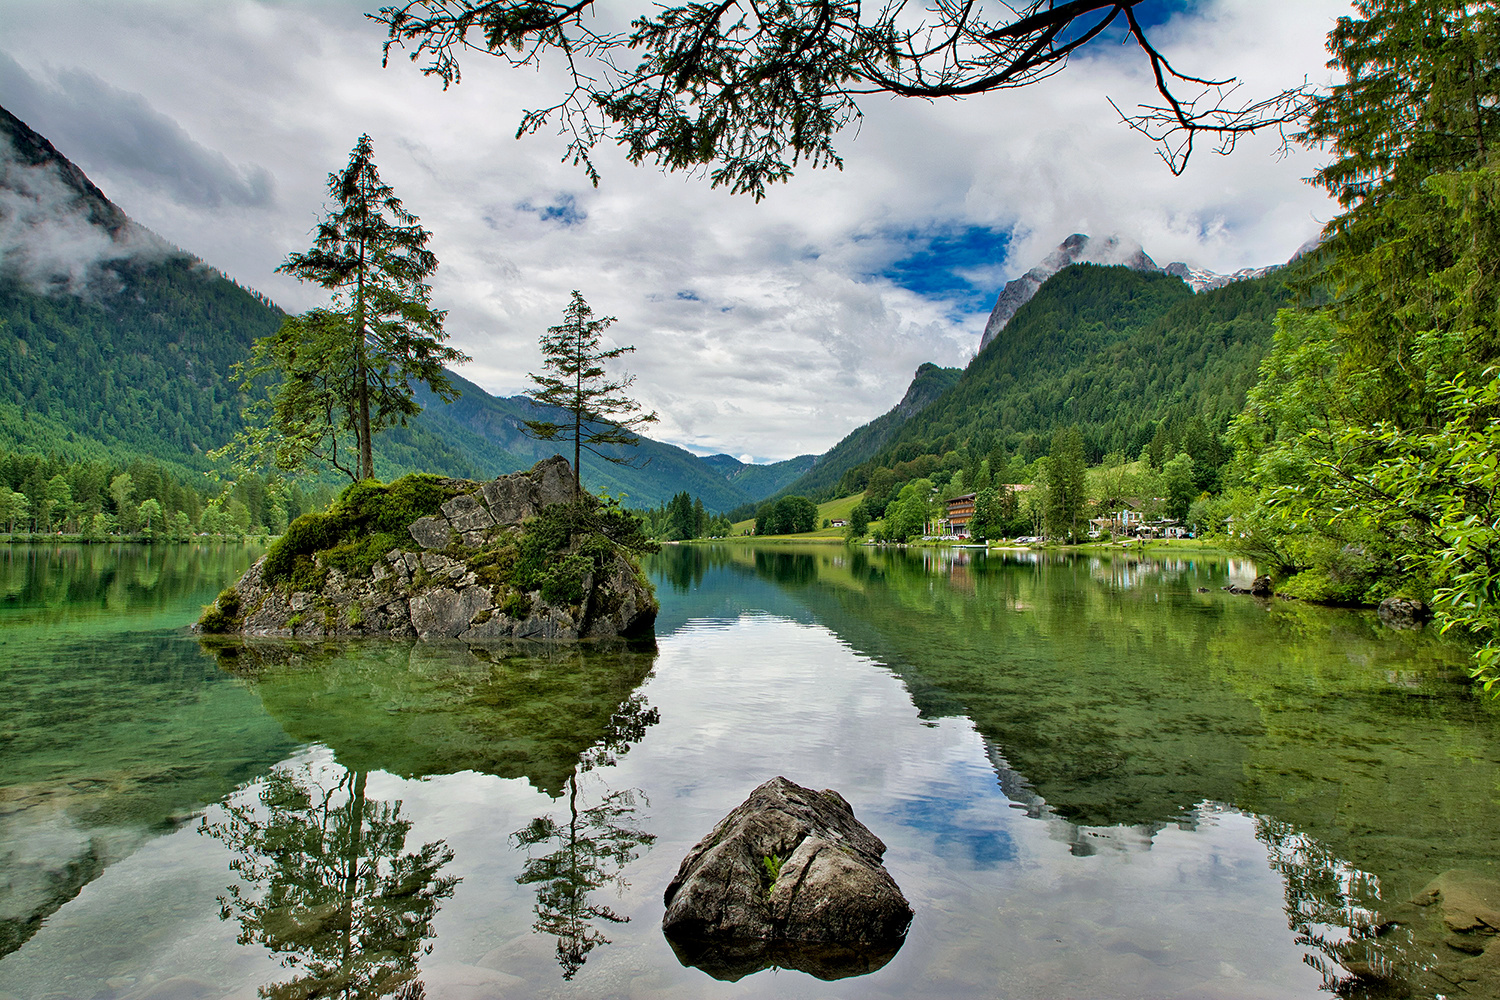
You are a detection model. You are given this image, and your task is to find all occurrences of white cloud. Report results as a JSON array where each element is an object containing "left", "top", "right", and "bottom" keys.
[{"left": 0, "top": 0, "right": 1349, "bottom": 461}]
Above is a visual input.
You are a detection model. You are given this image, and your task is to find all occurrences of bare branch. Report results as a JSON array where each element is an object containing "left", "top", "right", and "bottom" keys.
[{"left": 370, "top": 0, "right": 1317, "bottom": 195}]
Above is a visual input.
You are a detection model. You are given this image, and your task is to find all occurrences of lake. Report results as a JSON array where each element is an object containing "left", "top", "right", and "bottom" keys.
[{"left": 1, "top": 541, "right": 1497, "bottom": 1000}]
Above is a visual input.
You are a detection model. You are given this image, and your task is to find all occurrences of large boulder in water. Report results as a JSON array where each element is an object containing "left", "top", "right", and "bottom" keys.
[{"left": 661, "top": 776, "right": 912, "bottom": 981}]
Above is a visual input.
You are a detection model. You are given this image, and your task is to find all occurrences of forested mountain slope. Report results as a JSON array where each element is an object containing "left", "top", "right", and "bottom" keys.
[
  {"left": 776, "top": 263, "right": 1293, "bottom": 500},
  {"left": 782, "top": 362, "right": 962, "bottom": 498},
  {"left": 898, "top": 263, "right": 1292, "bottom": 460}
]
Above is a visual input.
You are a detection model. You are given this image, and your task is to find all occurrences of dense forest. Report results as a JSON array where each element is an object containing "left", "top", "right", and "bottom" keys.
[
  {"left": 0, "top": 256, "right": 281, "bottom": 473},
  {"left": 0, "top": 449, "right": 329, "bottom": 537}
]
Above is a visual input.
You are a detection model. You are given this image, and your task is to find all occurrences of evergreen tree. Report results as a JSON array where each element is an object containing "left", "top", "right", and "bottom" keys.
[
  {"left": 523, "top": 291, "right": 659, "bottom": 495},
  {"left": 262, "top": 134, "right": 468, "bottom": 480},
  {"left": 1044, "top": 428, "right": 1087, "bottom": 542}
]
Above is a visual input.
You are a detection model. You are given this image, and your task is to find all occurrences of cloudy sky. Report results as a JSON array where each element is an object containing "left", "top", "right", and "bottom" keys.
[{"left": 2, "top": 1, "right": 1349, "bottom": 463}]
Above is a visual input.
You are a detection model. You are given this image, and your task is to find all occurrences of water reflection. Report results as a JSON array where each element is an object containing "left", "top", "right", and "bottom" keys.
[
  {"left": 0, "top": 543, "right": 263, "bottom": 627},
  {"left": 647, "top": 543, "right": 1500, "bottom": 996},
  {"left": 202, "top": 760, "right": 458, "bottom": 1000},
  {"left": 0, "top": 545, "right": 279, "bottom": 962},
  {"left": 513, "top": 691, "right": 659, "bottom": 980},
  {"left": 206, "top": 638, "right": 659, "bottom": 795}
]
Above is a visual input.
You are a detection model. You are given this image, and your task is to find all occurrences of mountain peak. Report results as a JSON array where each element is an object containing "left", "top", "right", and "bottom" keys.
[
  {"left": 0, "top": 103, "right": 175, "bottom": 294},
  {"left": 978, "top": 234, "right": 1160, "bottom": 352}
]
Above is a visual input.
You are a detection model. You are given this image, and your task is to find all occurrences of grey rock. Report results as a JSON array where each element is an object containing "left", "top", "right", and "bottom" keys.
[
  {"left": 409, "top": 586, "right": 495, "bottom": 640},
  {"left": 533, "top": 454, "right": 577, "bottom": 506},
  {"left": 1250, "top": 575, "right": 1275, "bottom": 597},
  {"left": 441, "top": 494, "right": 495, "bottom": 532},
  {"left": 409, "top": 516, "right": 454, "bottom": 550},
  {"left": 205, "top": 457, "right": 654, "bottom": 643},
  {"left": 480, "top": 476, "right": 535, "bottom": 525},
  {"left": 662, "top": 776, "right": 911, "bottom": 981},
  {"left": 1379, "top": 597, "right": 1432, "bottom": 629},
  {"left": 420, "top": 551, "right": 461, "bottom": 575}
]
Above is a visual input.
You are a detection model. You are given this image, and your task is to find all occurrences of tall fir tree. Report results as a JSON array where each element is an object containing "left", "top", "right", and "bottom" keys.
[
  {"left": 270, "top": 134, "right": 468, "bottom": 480},
  {"left": 523, "top": 291, "right": 659, "bottom": 494}
]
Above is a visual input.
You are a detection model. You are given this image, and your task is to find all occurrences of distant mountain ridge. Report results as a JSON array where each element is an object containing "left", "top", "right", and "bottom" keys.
[
  {"left": 0, "top": 105, "right": 798, "bottom": 511},
  {"left": 777, "top": 362, "right": 962, "bottom": 499},
  {"left": 978, "top": 233, "right": 1294, "bottom": 352}
]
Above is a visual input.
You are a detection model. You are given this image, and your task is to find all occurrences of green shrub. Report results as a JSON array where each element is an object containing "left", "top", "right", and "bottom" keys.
[
  {"left": 263, "top": 510, "right": 347, "bottom": 583},
  {"left": 499, "top": 588, "right": 533, "bottom": 619},
  {"left": 198, "top": 587, "right": 243, "bottom": 633},
  {"left": 540, "top": 553, "right": 593, "bottom": 606},
  {"left": 322, "top": 532, "right": 401, "bottom": 578},
  {"left": 261, "top": 474, "right": 458, "bottom": 589}
]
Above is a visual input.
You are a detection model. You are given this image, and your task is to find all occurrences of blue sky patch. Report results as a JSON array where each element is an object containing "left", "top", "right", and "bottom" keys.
[
  {"left": 880, "top": 225, "right": 1013, "bottom": 317},
  {"left": 518, "top": 193, "right": 586, "bottom": 226},
  {"left": 1055, "top": 0, "right": 1193, "bottom": 45},
  {"left": 883, "top": 791, "right": 1017, "bottom": 866}
]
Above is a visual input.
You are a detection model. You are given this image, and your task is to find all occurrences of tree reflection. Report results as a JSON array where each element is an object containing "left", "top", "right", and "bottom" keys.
[
  {"left": 512, "top": 692, "right": 658, "bottom": 980},
  {"left": 202, "top": 761, "right": 458, "bottom": 1000},
  {"left": 1258, "top": 817, "right": 1410, "bottom": 999}
]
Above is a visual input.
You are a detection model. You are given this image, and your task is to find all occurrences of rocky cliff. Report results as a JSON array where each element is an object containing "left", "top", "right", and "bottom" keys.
[{"left": 199, "top": 456, "right": 658, "bottom": 642}]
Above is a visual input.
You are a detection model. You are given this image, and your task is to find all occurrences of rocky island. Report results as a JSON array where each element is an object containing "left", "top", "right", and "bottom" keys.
[{"left": 198, "top": 456, "right": 658, "bottom": 641}]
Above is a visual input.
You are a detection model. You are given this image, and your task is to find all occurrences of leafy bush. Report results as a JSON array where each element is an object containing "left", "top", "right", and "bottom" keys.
[
  {"left": 322, "top": 531, "right": 401, "bottom": 578},
  {"left": 198, "top": 587, "right": 243, "bottom": 633},
  {"left": 262, "top": 474, "right": 457, "bottom": 588},
  {"left": 541, "top": 553, "right": 593, "bottom": 606}
]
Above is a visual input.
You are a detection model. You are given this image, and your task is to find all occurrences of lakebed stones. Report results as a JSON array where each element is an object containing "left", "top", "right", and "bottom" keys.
[
  {"left": 213, "top": 456, "right": 657, "bottom": 642},
  {"left": 661, "top": 776, "right": 912, "bottom": 982},
  {"left": 1347, "top": 870, "right": 1500, "bottom": 996}
]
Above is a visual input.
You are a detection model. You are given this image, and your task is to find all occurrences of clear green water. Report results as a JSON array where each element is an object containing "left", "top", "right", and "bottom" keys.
[{"left": 1, "top": 542, "right": 1497, "bottom": 999}]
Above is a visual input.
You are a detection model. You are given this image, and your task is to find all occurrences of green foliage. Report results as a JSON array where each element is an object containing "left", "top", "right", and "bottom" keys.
[
  {"left": 0, "top": 258, "right": 283, "bottom": 470},
  {"left": 1043, "top": 427, "right": 1087, "bottom": 542},
  {"left": 762, "top": 853, "right": 784, "bottom": 894},
  {"left": 263, "top": 473, "right": 456, "bottom": 589},
  {"left": 1162, "top": 451, "right": 1197, "bottom": 522},
  {"left": 508, "top": 496, "right": 659, "bottom": 608},
  {"left": 198, "top": 587, "right": 244, "bottom": 634},
  {"left": 232, "top": 134, "right": 468, "bottom": 482},
  {"left": 845, "top": 503, "right": 870, "bottom": 540},
  {"left": 522, "top": 291, "right": 658, "bottom": 492},
  {"left": 754, "top": 495, "right": 819, "bottom": 535},
  {"left": 882, "top": 479, "right": 936, "bottom": 543}
]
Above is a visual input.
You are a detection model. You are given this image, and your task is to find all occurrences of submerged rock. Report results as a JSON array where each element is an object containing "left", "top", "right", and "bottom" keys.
[
  {"left": 662, "top": 776, "right": 912, "bottom": 982},
  {"left": 200, "top": 456, "right": 657, "bottom": 642}
]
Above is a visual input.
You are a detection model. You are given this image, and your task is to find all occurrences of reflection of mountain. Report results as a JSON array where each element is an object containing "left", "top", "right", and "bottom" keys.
[
  {"left": 650, "top": 543, "right": 1500, "bottom": 993},
  {"left": 1, "top": 630, "right": 297, "bottom": 960},
  {"left": 649, "top": 545, "right": 1500, "bottom": 879},
  {"left": 211, "top": 639, "right": 658, "bottom": 797}
]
